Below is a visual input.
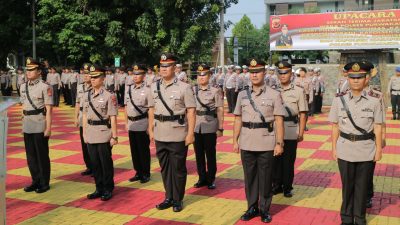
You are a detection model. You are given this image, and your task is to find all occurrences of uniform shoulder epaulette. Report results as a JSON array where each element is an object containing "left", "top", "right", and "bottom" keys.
[
  {"left": 368, "top": 90, "right": 380, "bottom": 98},
  {"left": 335, "top": 92, "right": 347, "bottom": 97}
]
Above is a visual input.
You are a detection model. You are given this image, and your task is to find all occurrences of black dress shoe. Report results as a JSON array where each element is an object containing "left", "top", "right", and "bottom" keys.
[
  {"left": 366, "top": 198, "right": 372, "bottom": 208},
  {"left": 261, "top": 211, "right": 272, "bottom": 223},
  {"left": 129, "top": 174, "right": 141, "bottom": 182},
  {"left": 283, "top": 190, "right": 293, "bottom": 198},
  {"left": 240, "top": 207, "right": 259, "bottom": 221},
  {"left": 87, "top": 190, "right": 103, "bottom": 199},
  {"left": 81, "top": 169, "right": 92, "bottom": 176},
  {"left": 35, "top": 186, "right": 50, "bottom": 193},
  {"left": 272, "top": 186, "right": 283, "bottom": 195},
  {"left": 340, "top": 223, "right": 354, "bottom": 225},
  {"left": 24, "top": 184, "right": 38, "bottom": 192},
  {"left": 207, "top": 182, "right": 216, "bottom": 189},
  {"left": 101, "top": 191, "right": 113, "bottom": 201},
  {"left": 173, "top": 201, "right": 183, "bottom": 212},
  {"left": 193, "top": 181, "right": 208, "bottom": 188},
  {"left": 140, "top": 175, "right": 150, "bottom": 184},
  {"left": 156, "top": 199, "right": 173, "bottom": 210}
]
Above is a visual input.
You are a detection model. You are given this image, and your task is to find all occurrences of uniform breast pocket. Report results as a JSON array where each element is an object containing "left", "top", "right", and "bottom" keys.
[
  {"left": 360, "top": 111, "right": 374, "bottom": 125},
  {"left": 136, "top": 98, "right": 146, "bottom": 107},
  {"left": 99, "top": 104, "right": 107, "bottom": 113},
  {"left": 241, "top": 100, "right": 251, "bottom": 113},
  {"left": 339, "top": 111, "right": 348, "bottom": 125},
  {"left": 260, "top": 100, "right": 274, "bottom": 114}
]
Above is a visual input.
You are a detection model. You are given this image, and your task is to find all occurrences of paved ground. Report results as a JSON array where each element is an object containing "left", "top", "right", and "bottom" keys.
[{"left": 4, "top": 102, "right": 400, "bottom": 225}]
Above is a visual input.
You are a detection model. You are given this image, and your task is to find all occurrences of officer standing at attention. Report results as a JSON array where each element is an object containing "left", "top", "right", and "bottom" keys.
[
  {"left": 104, "top": 67, "right": 116, "bottom": 92},
  {"left": 61, "top": 67, "right": 71, "bottom": 105},
  {"left": 20, "top": 58, "right": 53, "bottom": 193},
  {"left": 329, "top": 62, "right": 383, "bottom": 225},
  {"left": 272, "top": 62, "right": 308, "bottom": 198},
  {"left": 0, "top": 67, "right": 12, "bottom": 96},
  {"left": 69, "top": 67, "right": 78, "bottom": 107},
  {"left": 337, "top": 67, "right": 349, "bottom": 94},
  {"left": 83, "top": 65, "right": 118, "bottom": 201},
  {"left": 117, "top": 67, "right": 127, "bottom": 107},
  {"left": 74, "top": 63, "right": 93, "bottom": 176},
  {"left": 224, "top": 65, "right": 238, "bottom": 113},
  {"left": 175, "top": 64, "right": 188, "bottom": 83},
  {"left": 16, "top": 66, "right": 26, "bottom": 97},
  {"left": 124, "top": 64, "right": 152, "bottom": 184},
  {"left": 46, "top": 67, "right": 61, "bottom": 107},
  {"left": 192, "top": 64, "right": 224, "bottom": 190},
  {"left": 145, "top": 66, "right": 157, "bottom": 87},
  {"left": 148, "top": 53, "right": 196, "bottom": 212},
  {"left": 233, "top": 58, "right": 285, "bottom": 223},
  {"left": 387, "top": 66, "right": 400, "bottom": 120}
]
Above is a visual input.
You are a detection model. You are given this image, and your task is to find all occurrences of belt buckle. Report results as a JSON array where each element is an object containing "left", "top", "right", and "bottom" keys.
[
  {"left": 350, "top": 134, "right": 356, "bottom": 142},
  {"left": 249, "top": 123, "right": 255, "bottom": 129},
  {"left": 159, "top": 114, "right": 165, "bottom": 122}
]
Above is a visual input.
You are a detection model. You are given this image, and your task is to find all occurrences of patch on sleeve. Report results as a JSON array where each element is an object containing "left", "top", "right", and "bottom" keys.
[{"left": 47, "top": 87, "right": 53, "bottom": 96}]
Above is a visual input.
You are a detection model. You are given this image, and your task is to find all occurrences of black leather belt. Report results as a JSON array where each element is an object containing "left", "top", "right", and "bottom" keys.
[
  {"left": 196, "top": 110, "right": 217, "bottom": 117},
  {"left": 340, "top": 131, "right": 375, "bottom": 142},
  {"left": 128, "top": 112, "right": 148, "bottom": 122},
  {"left": 87, "top": 119, "right": 110, "bottom": 126},
  {"left": 242, "top": 122, "right": 273, "bottom": 130},
  {"left": 154, "top": 114, "right": 185, "bottom": 122},
  {"left": 284, "top": 116, "right": 298, "bottom": 123},
  {"left": 23, "top": 108, "right": 46, "bottom": 116}
]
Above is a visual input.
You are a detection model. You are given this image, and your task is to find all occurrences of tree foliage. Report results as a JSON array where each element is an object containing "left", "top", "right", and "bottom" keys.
[
  {"left": 228, "top": 15, "right": 270, "bottom": 65},
  {"left": 2, "top": 0, "right": 239, "bottom": 66}
]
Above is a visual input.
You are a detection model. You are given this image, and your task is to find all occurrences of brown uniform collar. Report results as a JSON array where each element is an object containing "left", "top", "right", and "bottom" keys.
[
  {"left": 91, "top": 87, "right": 105, "bottom": 98},
  {"left": 250, "top": 84, "right": 267, "bottom": 96},
  {"left": 278, "top": 83, "right": 295, "bottom": 91},
  {"left": 28, "top": 78, "right": 41, "bottom": 86},
  {"left": 160, "top": 77, "right": 178, "bottom": 87},
  {"left": 348, "top": 90, "right": 368, "bottom": 100},
  {"left": 198, "top": 84, "right": 211, "bottom": 91},
  {"left": 133, "top": 82, "right": 145, "bottom": 89}
]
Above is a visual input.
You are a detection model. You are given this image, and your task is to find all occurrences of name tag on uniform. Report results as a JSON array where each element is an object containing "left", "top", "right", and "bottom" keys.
[{"left": 98, "top": 98, "right": 105, "bottom": 103}]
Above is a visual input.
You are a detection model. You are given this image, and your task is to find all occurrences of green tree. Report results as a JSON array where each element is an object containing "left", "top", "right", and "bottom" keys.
[
  {"left": 35, "top": 0, "right": 238, "bottom": 66},
  {"left": 229, "top": 15, "right": 270, "bottom": 65}
]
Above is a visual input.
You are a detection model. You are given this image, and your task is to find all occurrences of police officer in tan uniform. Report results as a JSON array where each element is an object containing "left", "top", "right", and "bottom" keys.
[
  {"left": 148, "top": 53, "right": 196, "bottom": 212},
  {"left": 83, "top": 65, "right": 118, "bottom": 201},
  {"left": 20, "top": 58, "right": 53, "bottom": 193},
  {"left": 16, "top": 66, "right": 26, "bottom": 96},
  {"left": 104, "top": 67, "right": 116, "bottom": 92},
  {"left": 233, "top": 58, "right": 285, "bottom": 223},
  {"left": 145, "top": 66, "right": 157, "bottom": 87},
  {"left": 387, "top": 66, "right": 400, "bottom": 119},
  {"left": 224, "top": 65, "right": 237, "bottom": 113},
  {"left": 69, "top": 67, "right": 78, "bottom": 107},
  {"left": 46, "top": 67, "right": 61, "bottom": 107},
  {"left": 337, "top": 67, "right": 349, "bottom": 95},
  {"left": 124, "top": 64, "right": 152, "bottom": 184},
  {"left": 273, "top": 62, "right": 308, "bottom": 198},
  {"left": 74, "top": 63, "right": 92, "bottom": 176},
  {"left": 192, "top": 64, "right": 224, "bottom": 189},
  {"left": 329, "top": 62, "right": 383, "bottom": 225}
]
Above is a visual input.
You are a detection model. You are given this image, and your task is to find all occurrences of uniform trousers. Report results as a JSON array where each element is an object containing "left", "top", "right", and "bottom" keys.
[
  {"left": 390, "top": 94, "right": 400, "bottom": 118},
  {"left": 241, "top": 150, "right": 274, "bottom": 212},
  {"left": 23, "top": 133, "right": 50, "bottom": 187},
  {"left": 70, "top": 82, "right": 77, "bottom": 106},
  {"left": 226, "top": 88, "right": 236, "bottom": 113},
  {"left": 367, "top": 161, "right": 376, "bottom": 200},
  {"left": 338, "top": 159, "right": 374, "bottom": 225},
  {"left": 273, "top": 140, "right": 298, "bottom": 191},
  {"left": 194, "top": 132, "right": 217, "bottom": 184},
  {"left": 128, "top": 131, "right": 151, "bottom": 177},
  {"left": 117, "top": 85, "right": 125, "bottom": 106},
  {"left": 87, "top": 143, "right": 114, "bottom": 192},
  {"left": 155, "top": 141, "right": 188, "bottom": 202},
  {"left": 51, "top": 84, "right": 60, "bottom": 107},
  {"left": 314, "top": 92, "right": 323, "bottom": 113},
  {"left": 79, "top": 127, "right": 91, "bottom": 171},
  {"left": 62, "top": 84, "right": 71, "bottom": 105}
]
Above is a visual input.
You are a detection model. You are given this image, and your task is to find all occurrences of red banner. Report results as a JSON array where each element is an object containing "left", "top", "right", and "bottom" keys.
[{"left": 270, "top": 9, "right": 400, "bottom": 51}]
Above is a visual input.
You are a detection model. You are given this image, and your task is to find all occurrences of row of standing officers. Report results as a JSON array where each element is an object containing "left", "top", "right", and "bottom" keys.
[{"left": 19, "top": 55, "right": 384, "bottom": 225}]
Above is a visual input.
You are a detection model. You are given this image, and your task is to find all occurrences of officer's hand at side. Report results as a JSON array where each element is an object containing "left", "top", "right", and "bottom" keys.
[
  {"left": 332, "top": 149, "right": 337, "bottom": 161},
  {"left": 44, "top": 129, "right": 51, "bottom": 137},
  {"left": 374, "top": 151, "right": 382, "bottom": 162},
  {"left": 148, "top": 130, "right": 154, "bottom": 143},
  {"left": 216, "top": 130, "right": 223, "bottom": 137},
  {"left": 74, "top": 120, "right": 79, "bottom": 128},
  {"left": 297, "top": 135, "right": 304, "bottom": 142},
  {"left": 273, "top": 145, "right": 283, "bottom": 156},
  {"left": 185, "top": 134, "right": 194, "bottom": 146},
  {"left": 233, "top": 141, "right": 239, "bottom": 153},
  {"left": 382, "top": 139, "right": 386, "bottom": 148},
  {"left": 110, "top": 138, "right": 118, "bottom": 147},
  {"left": 125, "top": 124, "right": 129, "bottom": 132}
]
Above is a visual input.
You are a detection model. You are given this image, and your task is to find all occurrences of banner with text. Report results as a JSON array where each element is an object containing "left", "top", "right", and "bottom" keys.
[{"left": 270, "top": 9, "right": 400, "bottom": 51}]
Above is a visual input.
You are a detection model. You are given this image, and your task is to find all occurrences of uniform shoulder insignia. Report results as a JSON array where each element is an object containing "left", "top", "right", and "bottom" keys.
[
  {"left": 335, "top": 92, "right": 347, "bottom": 97},
  {"left": 368, "top": 90, "right": 380, "bottom": 98}
]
